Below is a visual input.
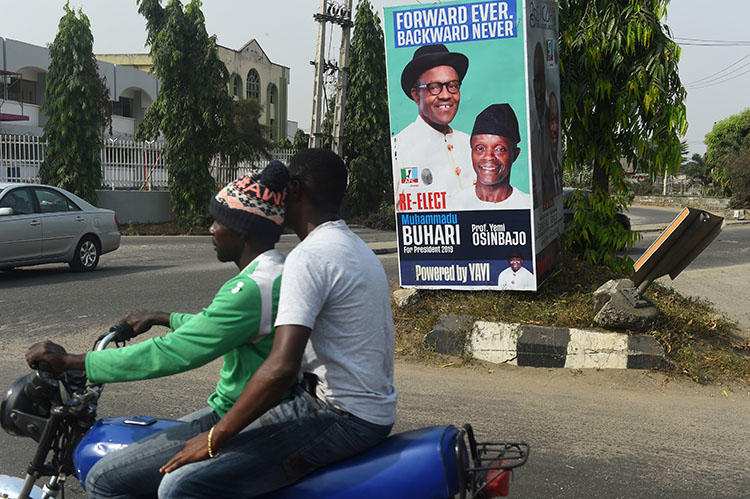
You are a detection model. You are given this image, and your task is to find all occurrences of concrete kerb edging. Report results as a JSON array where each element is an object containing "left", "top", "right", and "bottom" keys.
[{"left": 424, "top": 318, "right": 664, "bottom": 370}]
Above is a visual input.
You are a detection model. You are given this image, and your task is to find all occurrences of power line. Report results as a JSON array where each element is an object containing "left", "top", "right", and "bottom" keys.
[
  {"left": 688, "top": 66, "right": 750, "bottom": 90},
  {"left": 684, "top": 53, "right": 750, "bottom": 87},
  {"left": 674, "top": 36, "right": 750, "bottom": 47}
]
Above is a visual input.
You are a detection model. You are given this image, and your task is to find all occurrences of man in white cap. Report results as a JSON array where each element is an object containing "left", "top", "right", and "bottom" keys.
[{"left": 498, "top": 246, "right": 535, "bottom": 290}]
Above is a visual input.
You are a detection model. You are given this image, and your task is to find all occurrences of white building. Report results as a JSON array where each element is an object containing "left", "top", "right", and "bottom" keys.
[
  {"left": 0, "top": 37, "right": 159, "bottom": 139},
  {"left": 98, "top": 39, "right": 291, "bottom": 143}
]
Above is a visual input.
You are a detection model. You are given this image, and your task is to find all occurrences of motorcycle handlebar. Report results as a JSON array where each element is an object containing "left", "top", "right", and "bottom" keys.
[
  {"left": 94, "top": 322, "right": 136, "bottom": 351},
  {"left": 109, "top": 322, "right": 137, "bottom": 342},
  {"left": 33, "top": 360, "right": 57, "bottom": 375}
]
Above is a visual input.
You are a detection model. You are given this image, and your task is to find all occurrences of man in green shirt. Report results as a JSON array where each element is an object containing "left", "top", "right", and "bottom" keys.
[{"left": 25, "top": 161, "right": 290, "bottom": 497}]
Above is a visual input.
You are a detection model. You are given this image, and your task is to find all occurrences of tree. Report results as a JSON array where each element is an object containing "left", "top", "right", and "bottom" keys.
[
  {"left": 724, "top": 135, "right": 750, "bottom": 208},
  {"left": 136, "top": 0, "right": 234, "bottom": 227},
  {"left": 292, "top": 129, "right": 310, "bottom": 151},
  {"left": 222, "top": 98, "right": 272, "bottom": 165},
  {"left": 704, "top": 108, "right": 750, "bottom": 195},
  {"left": 559, "top": 0, "right": 687, "bottom": 269},
  {"left": 40, "top": 4, "right": 110, "bottom": 204},
  {"left": 680, "top": 153, "right": 710, "bottom": 184},
  {"left": 341, "top": 0, "right": 392, "bottom": 217},
  {"left": 276, "top": 137, "right": 292, "bottom": 149},
  {"left": 320, "top": 94, "right": 336, "bottom": 150}
]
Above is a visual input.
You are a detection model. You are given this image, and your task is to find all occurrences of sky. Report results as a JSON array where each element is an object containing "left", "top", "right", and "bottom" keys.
[{"left": 1, "top": 0, "right": 749, "bottom": 156}]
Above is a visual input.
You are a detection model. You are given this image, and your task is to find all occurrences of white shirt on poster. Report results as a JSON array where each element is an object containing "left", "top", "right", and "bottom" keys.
[
  {"left": 392, "top": 115, "right": 473, "bottom": 202},
  {"left": 449, "top": 184, "right": 532, "bottom": 211},
  {"left": 498, "top": 265, "right": 535, "bottom": 290},
  {"left": 274, "top": 220, "right": 397, "bottom": 426}
]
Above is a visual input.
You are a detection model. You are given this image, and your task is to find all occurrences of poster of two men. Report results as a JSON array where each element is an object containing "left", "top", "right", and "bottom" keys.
[{"left": 385, "top": 0, "right": 563, "bottom": 291}]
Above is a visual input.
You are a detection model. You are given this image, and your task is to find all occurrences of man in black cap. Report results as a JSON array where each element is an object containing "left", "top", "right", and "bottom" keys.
[
  {"left": 498, "top": 246, "right": 535, "bottom": 290},
  {"left": 392, "top": 43, "right": 473, "bottom": 202},
  {"left": 451, "top": 103, "right": 531, "bottom": 209}
]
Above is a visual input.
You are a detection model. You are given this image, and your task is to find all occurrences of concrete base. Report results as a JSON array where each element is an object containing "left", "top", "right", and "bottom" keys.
[
  {"left": 593, "top": 279, "right": 660, "bottom": 331},
  {"left": 423, "top": 315, "right": 474, "bottom": 355},
  {"left": 427, "top": 318, "right": 665, "bottom": 369},
  {"left": 96, "top": 190, "right": 175, "bottom": 224},
  {"left": 392, "top": 288, "right": 420, "bottom": 308}
]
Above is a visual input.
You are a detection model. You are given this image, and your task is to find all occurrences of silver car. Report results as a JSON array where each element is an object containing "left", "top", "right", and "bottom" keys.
[{"left": 0, "top": 183, "right": 120, "bottom": 271}]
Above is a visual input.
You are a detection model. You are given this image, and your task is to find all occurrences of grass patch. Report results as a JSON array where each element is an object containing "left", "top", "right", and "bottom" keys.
[
  {"left": 119, "top": 222, "right": 210, "bottom": 236},
  {"left": 394, "top": 254, "right": 750, "bottom": 383}
]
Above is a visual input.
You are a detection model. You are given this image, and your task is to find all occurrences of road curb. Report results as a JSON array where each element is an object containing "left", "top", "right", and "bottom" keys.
[{"left": 424, "top": 317, "right": 664, "bottom": 369}]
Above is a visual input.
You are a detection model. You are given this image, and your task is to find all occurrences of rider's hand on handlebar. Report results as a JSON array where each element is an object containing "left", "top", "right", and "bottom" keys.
[
  {"left": 25, "top": 340, "right": 86, "bottom": 372},
  {"left": 121, "top": 310, "right": 171, "bottom": 335}
]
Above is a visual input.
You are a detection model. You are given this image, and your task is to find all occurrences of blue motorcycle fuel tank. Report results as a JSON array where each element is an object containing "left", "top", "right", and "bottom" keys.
[
  {"left": 74, "top": 420, "right": 464, "bottom": 498},
  {"left": 73, "top": 416, "right": 182, "bottom": 485}
]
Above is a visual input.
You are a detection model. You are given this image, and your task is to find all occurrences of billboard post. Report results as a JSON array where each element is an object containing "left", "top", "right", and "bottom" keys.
[{"left": 384, "top": 0, "right": 563, "bottom": 291}]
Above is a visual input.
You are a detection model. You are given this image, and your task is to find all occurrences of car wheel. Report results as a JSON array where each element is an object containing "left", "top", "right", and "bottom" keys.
[{"left": 70, "top": 235, "right": 100, "bottom": 272}]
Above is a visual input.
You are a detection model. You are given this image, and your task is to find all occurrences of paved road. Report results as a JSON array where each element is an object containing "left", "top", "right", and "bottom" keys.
[{"left": 626, "top": 205, "right": 750, "bottom": 335}]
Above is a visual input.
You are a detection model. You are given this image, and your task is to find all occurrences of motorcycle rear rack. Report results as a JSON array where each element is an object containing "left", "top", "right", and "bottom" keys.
[{"left": 456, "top": 424, "right": 529, "bottom": 498}]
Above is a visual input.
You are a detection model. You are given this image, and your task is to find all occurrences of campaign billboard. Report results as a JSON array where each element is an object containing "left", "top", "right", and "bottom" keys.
[{"left": 384, "top": 0, "right": 562, "bottom": 291}]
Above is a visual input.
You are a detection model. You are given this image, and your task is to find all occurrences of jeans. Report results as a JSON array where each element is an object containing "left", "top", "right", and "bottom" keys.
[
  {"left": 86, "top": 388, "right": 392, "bottom": 498},
  {"left": 85, "top": 406, "right": 221, "bottom": 499}
]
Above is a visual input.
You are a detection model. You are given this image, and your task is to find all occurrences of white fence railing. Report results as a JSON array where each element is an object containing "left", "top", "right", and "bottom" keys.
[{"left": 0, "top": 134, "right": 294, "bottom": 190}]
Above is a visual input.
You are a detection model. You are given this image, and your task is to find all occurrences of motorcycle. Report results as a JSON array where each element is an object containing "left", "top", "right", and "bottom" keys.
[{"left": 1, "top": 323, "right": 529, "bottom": 498}]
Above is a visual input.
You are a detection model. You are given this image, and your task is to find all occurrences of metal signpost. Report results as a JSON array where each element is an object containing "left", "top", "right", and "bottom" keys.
[{"left": 623, "top": 207, "right": 724, "bottom": 307}]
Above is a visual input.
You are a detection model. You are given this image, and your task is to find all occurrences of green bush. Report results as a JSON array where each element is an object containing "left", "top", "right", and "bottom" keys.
[
  {"left": 564, "top": 189, "right": 639, "bottom": 273},
  {"left": 725, "top": 137, "right": 750, "bottom": 208},
  {"left": 629, "top": 178, "right": 656, "bottom": 196},
  {"left": 349, "top": 202, "right": 395, "bottom": 231}
]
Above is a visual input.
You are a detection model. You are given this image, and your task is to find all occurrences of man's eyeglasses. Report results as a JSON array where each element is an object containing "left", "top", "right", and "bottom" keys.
[{"left": 414, "top": 80, "right": 461, "bottom": 95}]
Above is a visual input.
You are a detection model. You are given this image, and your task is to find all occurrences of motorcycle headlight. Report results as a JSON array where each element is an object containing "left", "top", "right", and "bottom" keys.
[{"left": 1, "top": 372, "right": 59, "bottom": 440}]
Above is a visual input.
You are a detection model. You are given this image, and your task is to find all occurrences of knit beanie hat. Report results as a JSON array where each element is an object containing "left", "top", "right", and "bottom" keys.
[{"left": 209, "top": 160, "right": 290, "bottom": 244}]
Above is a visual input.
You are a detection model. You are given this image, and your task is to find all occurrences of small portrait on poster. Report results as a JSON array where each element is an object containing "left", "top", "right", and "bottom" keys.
[
  {"left": 450, "top": 103, "right": 531, "bottom": 209},
  {"left": 541, "top": 90, "right": 562, "bottom": 207},
  {"left": 498, "top": 245, "right": 535, "bottom": 290},
  {"left": 392, "top": 43, "right": 474, "bottom": 200},
  {"left": 530, "top": 41, "right": 549, "bottom": 209}
]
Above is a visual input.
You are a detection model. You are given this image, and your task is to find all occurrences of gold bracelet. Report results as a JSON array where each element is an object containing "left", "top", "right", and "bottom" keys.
[{"left": 207, "top": 426, "right": 220, "bottom": 458}]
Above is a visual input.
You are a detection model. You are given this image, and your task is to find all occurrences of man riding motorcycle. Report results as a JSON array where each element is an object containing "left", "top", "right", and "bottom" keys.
[
  {"left": 26, "top": 161, "right": 290, "bottom": 497},
  {"left": 155, "top": 148, "right": 398, "bottom": 498}
]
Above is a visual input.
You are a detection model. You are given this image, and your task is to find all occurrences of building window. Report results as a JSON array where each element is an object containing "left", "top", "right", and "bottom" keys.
[
  {"left": 231, "top": 73, "right": 242, "bottom": 97},
  {"left": 20, "top": 80, "right": 36, "bottom": 104},
  {"left": 246, "top": 69, "right": 260, "bottom": 100},
  {"left": 112, "top": 97, "right": 133, "bottom": 118},
  {"left": 2, "top": 77, "right": 37, "bottom": 104},
  {"left": 270, "top": 118, "right": 275, "bottom": 140},
  {"left": 267, "top": 83, "right": 278, "bottom": 108}
]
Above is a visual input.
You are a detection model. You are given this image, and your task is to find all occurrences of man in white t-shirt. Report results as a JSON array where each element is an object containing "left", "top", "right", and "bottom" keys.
[
  {"left": 157, "top": 149, "right": 397, "bottom": 498},
  {"left": 498, "top": 246, "right": 535, "bottom": 290},
  {"left": 392, "top": 44, "right": 474, "bottom": 204},
  {"left": 451, "top": 103, "right": 531, "bottom": 210}
]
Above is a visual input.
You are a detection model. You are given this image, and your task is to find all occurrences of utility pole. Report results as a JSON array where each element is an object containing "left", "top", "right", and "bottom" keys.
[
  {"left": 331, "top": 0, "right": 353, "bottom": 155},
  {"left": 309, "top": 0, "right": 353, "bottom": 153}
]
